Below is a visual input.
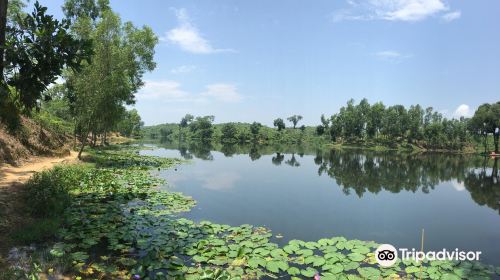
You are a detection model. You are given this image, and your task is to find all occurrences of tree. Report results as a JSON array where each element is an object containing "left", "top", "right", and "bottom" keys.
[
  {"left": 287, "top": 115, "right": 303, "bottom": 129},
  {"left": 179, "top": 113, "right": 193, "bottom": 140},
  {"left": 470, "top": 102, "right": 500, "bottom": 153},
  {"left": 64, "top": 1, "right": 157, "bottom": 158},
  {"left": 180, "top": 114, "right": 194, "bottom": 129},
  {"left": 116, "top": 109, "right": 142, "bottom": 137},
  {"left": 1, "top": 1, "right": 92, "bottom": 127},
  {"left": 367, "top": 102, "right": 385, "bottom": 139},
  {"left": 407, "top": 104, "right": 424, "bottom": 142},
  {"left": 189, "top": 116, "right": 214, "bottom": 142},
  {"left": 250, "top": 121, "right": 262, "bottom": 140},
  {"left": 0, "top": 0, "right": 7, "bottom": 77},
  {"left": 316, "top": 125, "right": 325, "bottom": 136},
  {"left": 221, "top": 123, "right": 238, "bottom": 143},
  {"left": 273, "top": 118, "right": 285, "bottom": 131}
]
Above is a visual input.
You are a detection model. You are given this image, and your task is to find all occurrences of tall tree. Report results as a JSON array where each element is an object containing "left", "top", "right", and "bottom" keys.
[
  {"left": 470, "top": 102, "right": 500, "bottom": 153},
  {"left": 287, "top": 115, "right": 303, "bottom": 129},
  {"left": 0, "top": 0, "right": 7, "bottom": 77},
  {"left": 64, "top": 1, "right": 157, "bottom": 158}
]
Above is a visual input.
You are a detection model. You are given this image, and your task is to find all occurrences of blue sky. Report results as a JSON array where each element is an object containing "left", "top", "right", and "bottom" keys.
[{"left": 44, "top": 0, "right": 500, "bottom": 126}]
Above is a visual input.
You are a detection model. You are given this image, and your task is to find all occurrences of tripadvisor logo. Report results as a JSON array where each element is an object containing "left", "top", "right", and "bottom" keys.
[
  {"left": 374, "top": 244, "right": 482, "bottom": 267},
  {"left": 375, "top": 244, "right": 398, "bottom": 267}
]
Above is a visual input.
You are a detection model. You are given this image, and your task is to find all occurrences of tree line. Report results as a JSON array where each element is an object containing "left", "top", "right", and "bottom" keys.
[
  {"left": 144, "top": 99, "right": 499, "bottom": 153},
  {"left": 315, "top": 99, "right": 499, "bottom": 153},
  {"left": 0, "top": 0, "right": 153, "bottom": 158}
]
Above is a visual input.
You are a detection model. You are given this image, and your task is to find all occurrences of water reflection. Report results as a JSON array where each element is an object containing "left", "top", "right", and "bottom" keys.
[{"left": 153, "top": 141, "right": 500, "bottom": 214}]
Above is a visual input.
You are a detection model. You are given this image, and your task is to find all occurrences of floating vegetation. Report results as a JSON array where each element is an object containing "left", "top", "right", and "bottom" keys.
[{"left": 11, "top": 147, "right": 500, "bottom": 279}]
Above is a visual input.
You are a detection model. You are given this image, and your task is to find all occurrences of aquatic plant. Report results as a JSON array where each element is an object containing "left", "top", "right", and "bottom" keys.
[{"left": 13, "top": 148, "right": 500, "bottom": 279}]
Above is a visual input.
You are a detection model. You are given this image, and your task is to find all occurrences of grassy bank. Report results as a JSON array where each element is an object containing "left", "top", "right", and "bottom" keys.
[{"left": 2, "top": 145, "right": 499, "bottom": 279}]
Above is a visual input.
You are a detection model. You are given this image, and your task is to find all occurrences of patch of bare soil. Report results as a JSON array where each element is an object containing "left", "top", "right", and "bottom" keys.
[{"left": 0, "top": 117, "right": 72, "bottom": 165}]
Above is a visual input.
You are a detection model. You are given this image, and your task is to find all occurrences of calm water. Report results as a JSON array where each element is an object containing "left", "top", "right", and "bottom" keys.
[{"left": 140, "top": 143, "right": 500, "bottom": 265}]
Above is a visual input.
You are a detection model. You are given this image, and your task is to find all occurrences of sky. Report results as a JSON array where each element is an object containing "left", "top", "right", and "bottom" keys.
[{"left": 43, "top": 0, "right": 500, "bottom": 126}]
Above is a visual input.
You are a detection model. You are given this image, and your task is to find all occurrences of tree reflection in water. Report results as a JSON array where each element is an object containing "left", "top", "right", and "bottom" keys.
[{"left": 153, "top": 140, "right": 499, "bottom": 214}]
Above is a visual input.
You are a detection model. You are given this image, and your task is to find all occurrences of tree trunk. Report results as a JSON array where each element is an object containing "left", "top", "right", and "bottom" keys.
[
  {"left": 78, "top": 128, "right": 91, "bottom": 160},
  {"left": 494, "top": 134, "right": 499, "bottom": 154},
  {"left": 0, "top": 0, "right": 7, "bottom": 79}
]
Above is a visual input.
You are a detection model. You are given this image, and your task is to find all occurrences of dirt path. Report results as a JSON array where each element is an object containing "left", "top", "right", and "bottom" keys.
[
  {"left": 0, "top": 151, "right": 79, "bottom": 188},
  {"left": 0, "top": 152, "right": 81, "bottom": 262}
]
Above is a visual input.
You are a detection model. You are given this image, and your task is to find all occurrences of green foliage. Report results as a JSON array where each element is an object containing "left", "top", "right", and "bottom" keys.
[
  {"left": 24, "top": 166, "right": 78, "bottom": 218},
  {"left": 221, "top": 123, "right": 238, "bottom": 143},
  {"left": 63, "top": 2, "right": 157, "bottom": 154},
  {"left": 326, "top": 99, "right": 473, "bottom": 151},
  {"left": 0, "top": 1, "right": 92, "bottom": 128},
  {"left": 250, "top": 121, "right": 262, "bottom": 139},
  {"left": 273, "top": 118, "right": 286, "bottom": 131},
  {"left": 287, "top": 115, "right": 303, "bottom": 129},
  {"left": 4, "top": 1, "right": 92, "bottom": 111},
  {"left": 189, "top": 115, "right": 215, "bottom": 142},
  {"left": 469, "top": 101, "right": 500, "bottom": 153},
  {"left": 116, "top": 109, "right": 143, "bottom": 137}
]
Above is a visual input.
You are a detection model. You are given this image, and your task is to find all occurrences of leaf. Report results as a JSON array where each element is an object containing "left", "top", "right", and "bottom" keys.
[
  {"left": 119, "top": 258, "right": 137, "bottom": 266},
  {"left": 192, "top": 255, "right": 208, "bottom": 263},
  {"left": 266, "top": 260, "right": 288, "bottom": 273},
  {"left": 248, "top": 257, "right": 266, "bottom": 269},
  {"left": 405, "top": 266, "right": 420, "bottom": 274},
  {"left": 70, "top": 252, "right": 89, "bottom": 262},
  {"left": 287, "top": 267, "right": 300, "bottom": 276},
  {"left": 301, "top": 267, "right": 318, "bottom": 278},
  {"left": 357, "top": 267, "right": 381, "bottom": 278},
  {"left": 351, "top": 246, "right": 370, "bottom": 255},
  {"left": 347, "top": 253, "right": 365, "bottom": 262},
  {"left": 312, "top": 257, "right": 326, "bottom": 267},
  {"left": 328, "top": 263, "right": 344, "bottom": 274},
  {"left": 297, "top": 249, "right": 314, "bottom": 257},
  {"left": 304, "top": 242, "right": 318, "bottom": 249},
  {"left": 283, "top": 244, "right": 299, "bottom": 254},
  {"left": 441, "top": 273, "right": 461, "bottom": 280}
]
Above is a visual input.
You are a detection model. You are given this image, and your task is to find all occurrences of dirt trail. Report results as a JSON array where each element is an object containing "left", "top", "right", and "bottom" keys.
[
  {"left": 0, "top": 152, "right": 80, "bottom": 262},
  {"left": 0, "top": 151, "right": 79, "bottom": 188}
]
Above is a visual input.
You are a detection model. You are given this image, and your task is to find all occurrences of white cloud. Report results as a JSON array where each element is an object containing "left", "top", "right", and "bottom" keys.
[
  {"left": 137, "top": 80, "right": 242, "bottom": 103},
  {"left": 451, "top": 180, "right": 465, "bottom": 192},
  {"left": 202, "top": 172, "right": 240, "bottom": 191},
  {"left": 137, "top": 80, "right": 191, "bottom": 101},
  {"left": 201, "top": 83, "right": 243, "bottom": 103},
  {"left": 454, "top": 104, "right": 472, "bottom": 118},
  {"left": 442, "top": 10, "right": 461, "bottom": 22},
  {"left": 170, "top": 65, "right": 197, "bottom": 74},
  {"left": 375, "top": 50, "right": 402, "bottom": 58},
  {"left": 163, "top": 8, "right": 234, "bottom": 54},
  {"left": 374, "top": 50, "right": 412, "bottom": 62},
  {"left": 333, "top": 0, "right": 455, "bottom": 22}
]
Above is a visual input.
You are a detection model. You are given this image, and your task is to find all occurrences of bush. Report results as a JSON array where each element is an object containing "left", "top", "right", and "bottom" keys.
[{"left": 24, "top": 166, "right": 85, "bottom": 218}]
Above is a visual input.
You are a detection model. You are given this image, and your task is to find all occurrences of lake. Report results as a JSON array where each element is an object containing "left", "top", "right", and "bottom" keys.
[{"left": 140, "top": 143, "right": 500, "bottom": 266}]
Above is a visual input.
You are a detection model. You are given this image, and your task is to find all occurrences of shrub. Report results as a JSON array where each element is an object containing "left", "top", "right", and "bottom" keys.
[{"left": 24, "top": 166, "right": 85, "bottom": 218}]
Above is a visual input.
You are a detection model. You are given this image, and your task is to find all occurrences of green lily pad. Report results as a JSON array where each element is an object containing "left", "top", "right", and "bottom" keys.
[
  {"left": 248, "top": 257, "right": 266, "bottom": 269},
  {"left": 301, "top": 267, "right": 318, "bottom": 277},
  {"left": 347, "top": 253, "right": 365, "bottom": 262},
  {"left": 266, "top": 260, "right": 288, "bottom": 273},
  {"left": 287, "top": 266, "right": 300, "bottom": 276},
  {"left": 357, "top": 267, "right": 381, "bottom": 278}
]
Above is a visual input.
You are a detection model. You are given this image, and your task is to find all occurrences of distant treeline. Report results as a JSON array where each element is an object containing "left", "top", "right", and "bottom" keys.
[
  {"left": 316, "top": 99, "right": 499, "bottom": 151},
  {"left": 143, "top": 99, "right": 500, "bottom": 153}
]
